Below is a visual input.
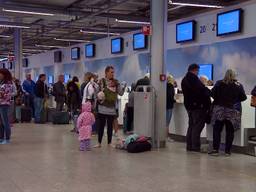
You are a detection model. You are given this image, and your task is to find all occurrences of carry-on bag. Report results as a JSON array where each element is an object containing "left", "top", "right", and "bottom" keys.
[
  {"left": 52, "top": 111, "right": 69, "bottom": 124},
  {"left": 20, "top": 106, "right": 32, "bottom": 122},
  {"left": 127, "top": 140, "right": 152, "bottom": 153},
  {"left": 47, "top": 107, "right": 57, "bottom": 122}
]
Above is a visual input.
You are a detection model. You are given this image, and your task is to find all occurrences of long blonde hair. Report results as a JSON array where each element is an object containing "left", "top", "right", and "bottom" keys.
[{"left": 223, "top": 69, "right": 237, "bottom": 84}]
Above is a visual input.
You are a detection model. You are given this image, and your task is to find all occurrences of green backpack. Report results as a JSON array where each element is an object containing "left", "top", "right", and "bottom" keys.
[{"left": 102, "top": 78, "right": 118, "bottom": 107}]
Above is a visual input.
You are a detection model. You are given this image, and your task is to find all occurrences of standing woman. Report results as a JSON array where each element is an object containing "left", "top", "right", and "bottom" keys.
[
  {"left": 209, "top": 69, "right": 247, "bottom": 156},
  {"left": 0, "top": 69, "right": 13, "bottom": 144}
]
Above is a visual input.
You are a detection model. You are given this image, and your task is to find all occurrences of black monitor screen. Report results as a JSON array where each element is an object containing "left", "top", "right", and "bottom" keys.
[
  {"left": 71, "top": 47, "right": 80, "bottom": 60},
  {"left": 217, "top": 9, "right": 243, "bottom": 36},
  {"left": 64, "top": 74, "right": 70, "bottom": 83},
  {"left": 176, "top": 20, "right": 196, "bottom": 43},
  {"left": 54, "top": 51, "right": 62, "bottom": 62},
  {"left": 133, "top": 33, "right": 147, "bottom": 50},
  {"left": 111, "top": 37, "right": 123, "bottom": 54},
  {"left": 48, "top": 75, "right": 54, "bottom": 84},
  {"left": 22, "top": 58, "right": 28, "bottom": 67},
  {"left": 199, "top": 64, "right": 213, "bottom": 81},
  {"left": 85, "top": 44, "right": 95, "bottom": 58}
]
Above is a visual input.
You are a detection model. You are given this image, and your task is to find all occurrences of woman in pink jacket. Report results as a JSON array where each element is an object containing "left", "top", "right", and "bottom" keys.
[
  {"left": 77, "top": 102, "right": 95, "bottom": 151},
  {"left": 0, "top": 69, "right": 13, "bottom": 144}
]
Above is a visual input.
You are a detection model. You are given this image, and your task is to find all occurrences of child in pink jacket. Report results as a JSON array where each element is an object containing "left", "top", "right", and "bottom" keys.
[{"left": 77, "top": 102, "right": 95, "bottom": 151}]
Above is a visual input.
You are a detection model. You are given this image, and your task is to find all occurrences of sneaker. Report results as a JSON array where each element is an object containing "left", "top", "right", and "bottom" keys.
[
  {"left": 93, "top": 144, "right": 101, "bottom": 148},
  {"left": 0, "top": 140, "right": 10, "bottom": 145},
  {"left": 167, "top": 137, "right": 174, "bottom": 142},
  {"left": 70, "top": 129, "right": 76, "bottom": 133},
  {"left": 208, "top": 150, "right": 219, "bottom": 156},
  {"left": 224, "top": 152, "right": 231, "bottom": 156}
]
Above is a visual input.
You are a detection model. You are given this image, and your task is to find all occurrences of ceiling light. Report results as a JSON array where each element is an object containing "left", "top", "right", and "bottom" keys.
[
  {"left": 0, "top": 24, "right": 30, "bottom": 29},
  {"left": 54, "top": 38, "right": 91, "bottom": 43},
  {"left": 35, "top": 44, "right": 66, "bottom": 49},
  {"left": 80, "top": 30, "right": 120, "bottom": 36},
  {"left": 23, "top": 48, "right": 46, "bottom": 52},
  {"left": 115, "top": 19, "right": 150, "bottom": 25},
  {"left": 0, "top": 35, "right": 11, "bottom": 38},
  {"left": 169, "top": 0, "right": 223, "bottom": 8},
  {"left": 2, "top": 8, "right": 54, "bottom": 16}
]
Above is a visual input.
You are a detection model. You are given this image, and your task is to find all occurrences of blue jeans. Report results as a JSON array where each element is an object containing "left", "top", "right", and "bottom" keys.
[
  {"left": 166, "top": 108, "right": 173, "bottom": 127},
  {"left": 0, "top": 105, "right": 11, "bottom": 140},
  {"left": 34, "top": 97, "right": 44, "bottom": 123}
]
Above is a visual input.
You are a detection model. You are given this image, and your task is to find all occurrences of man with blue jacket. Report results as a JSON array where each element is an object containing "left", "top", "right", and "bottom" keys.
[{"left": 22, "top": 74, "right": 36, "bottom": 116}]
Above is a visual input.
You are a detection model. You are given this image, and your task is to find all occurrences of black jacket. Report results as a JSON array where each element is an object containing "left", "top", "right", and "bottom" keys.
[
  {"left": 67, "top": 81, "right": 81, "bottom": 111},
  {"left": 181, "top": 72, "right": 211, "bottom": 111},
  {"left": 251, "top": 86, "right": 256, "bottom": 96},
  {"left": 53, "top": 81, "right": 66, "bottom": 102},
  {"left": 211, "top": 80, "right": 247, "bottom": 109},
  {"left": 35, "top": 80, "right": 48, "bottom": 98},
  {"left": 166, "top": 83, "right": 175, "bottom": 109}
]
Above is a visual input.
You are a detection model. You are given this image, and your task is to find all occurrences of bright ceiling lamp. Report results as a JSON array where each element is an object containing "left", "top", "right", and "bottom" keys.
[
  {"left": 0, "top": 23, "right": 30, "bottom": 29},
  {"left": 0, "top": 35, "right": 11, "bottom": 38},
  {"left": 80, "top": 30, "right": 120, "bottom": 36},
  {"left": 169, "top": 0, "right": 223, "bottom": 8},
  {"left": 35, "top": 44, "right": 66, "bottom": 48},
  {"left": 2, "top": 8, "right": 54, "bottom": 16},
  {"left": 115, "top": 19, "right": 150, "bottom": 25},
  {"left": 54, "top": 38, "right": 91, "bottom": 43},
  {"left": 0, "top": 58, "right": 8, "bottom": 61}
]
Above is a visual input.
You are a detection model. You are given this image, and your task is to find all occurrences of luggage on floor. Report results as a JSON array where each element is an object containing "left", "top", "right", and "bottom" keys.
[
  {"left": 20, "top": 106, "right": 32, "bottom": 122},
  {"left": 52, "top": 111, "right": 69, "bottom": 124},
  {"left": 47, "top": 107, "right": 57, "bottom": 122},
  {"left": 127, "top": 140, "right": 152, "bottom": 153}
]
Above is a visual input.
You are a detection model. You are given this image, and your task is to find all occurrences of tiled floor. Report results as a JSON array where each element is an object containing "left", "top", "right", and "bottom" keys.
[{"left": 0, "top": 123, "right": 256, "bottom": 192}]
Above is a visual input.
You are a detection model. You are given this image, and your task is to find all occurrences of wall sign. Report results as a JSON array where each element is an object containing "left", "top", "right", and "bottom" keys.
[{"left": 199, "top": 23, "right": 217, "bottom": 34}]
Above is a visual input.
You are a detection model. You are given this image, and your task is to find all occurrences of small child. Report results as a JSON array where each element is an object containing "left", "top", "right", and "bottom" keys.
[{"left": 77, "top": 102, "right": 95, "bottom": 151}]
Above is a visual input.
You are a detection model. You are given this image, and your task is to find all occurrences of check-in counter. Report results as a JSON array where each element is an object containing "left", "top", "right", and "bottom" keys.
[{"left": 169, "top": 94, "right": 256, "bottom": 147}]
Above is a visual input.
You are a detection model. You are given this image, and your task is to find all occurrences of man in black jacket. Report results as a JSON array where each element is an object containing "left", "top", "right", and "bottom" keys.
[
  {"left": 181, "top": 64, "right": 211, "bottom": 152},
  {"left": 53, "top": 75, "right": 66, "bottom": 111},
  {"left": 34, "top": 74, "right": 48, "bottom": 123}
]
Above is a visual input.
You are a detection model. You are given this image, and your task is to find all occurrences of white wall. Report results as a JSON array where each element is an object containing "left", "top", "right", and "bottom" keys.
[{"left": 22, "top": 0, "right": 256, "bottom": 82}]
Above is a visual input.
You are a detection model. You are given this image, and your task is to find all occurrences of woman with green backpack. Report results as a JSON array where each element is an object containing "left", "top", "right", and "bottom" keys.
[{"left": 94, "top": 66, "right": 126, "bottom": 148}]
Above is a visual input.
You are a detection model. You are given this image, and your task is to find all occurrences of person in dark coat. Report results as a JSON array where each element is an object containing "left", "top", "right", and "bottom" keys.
[
  {"left": 209, "top": 69, "right": 247, "bottom": 156},
  {"left": 67, "top": 76, "right": 81, "bottom": 132},
  {"left": 135, "top": 73, "right": 150, "bottom": 91},
  {"left": 34, "top": 74, "right": 48, "bottom": 123},
  {"left": 251, "top": 86, "right": 256, "bottom": 96},
  {"left": 181, "top": 64, "right": 211, "bottom": 152},
  {"left": 53, "top": 75, "right": 66, "bottom": 111},
  {"left": 166, "top": 75, "right": 176, "bottom": 141}
]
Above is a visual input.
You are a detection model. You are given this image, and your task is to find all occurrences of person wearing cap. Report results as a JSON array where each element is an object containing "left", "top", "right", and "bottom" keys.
[{"left": 181, "top": 64, "right": 211, "bottom": 152}]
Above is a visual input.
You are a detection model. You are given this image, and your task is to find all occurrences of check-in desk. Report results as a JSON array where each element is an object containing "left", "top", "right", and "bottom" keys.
[{"left": 169, "top": 94, "right": 256, "bottom": 147}]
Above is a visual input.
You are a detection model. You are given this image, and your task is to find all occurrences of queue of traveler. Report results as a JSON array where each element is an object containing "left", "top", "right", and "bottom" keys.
[{"left": 0, "top": 64, "right": 255, "bottom": 155}]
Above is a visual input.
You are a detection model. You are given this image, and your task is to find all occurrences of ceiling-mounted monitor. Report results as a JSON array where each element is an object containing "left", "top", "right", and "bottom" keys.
[
  {"left": 111, "top": 37, "right": 124, "bottom": 54},
  {"left": 64, "top": 74, "right": 70, "bottom": 83},
  {"left": 217, "top": 9, "right": 243, "bottom": 36},
  {"left": 199, "top": 64, "right": 213, "bottom": 81},
  {"left": 22, "top": 58, "right": 28, "bottom": 67},
  {"left": 54, "top": 51, "right": 62, "bottom": 63},
  {"left": 48, "top": 75, "right": 54, "bottom": 84},
  {"left": 176, "top": 20, "right": 196, "bottom": 43},
  {"left": 85, "top": 44, "right": 95, "bottom": 58},
  {"left": 71, "top": 47, "right": 80, "bottom": 60},
  {"left": 133, "top": 33, "right": 148, "bottom": 50}
]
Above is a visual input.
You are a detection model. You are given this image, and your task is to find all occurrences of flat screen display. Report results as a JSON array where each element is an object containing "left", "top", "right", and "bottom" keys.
[
  {"left": 133, "top": 33, "right": 147, "bottom": 50},
  {"left": 199, "top": 64, "right": 213, "bottom": 81},
  {"left": 176, "top": 21, "right": 195, "bottom": 43},
  {"left": 217, "top": 9, "right": 242, "bottom": 36},
  {"left": 22, "top": 58, "right": 28, "bottom": 67},
  {"left": 111, "top": 38, "right": 123, "bottom": 54},
  {"left": 71, "top": 47, "right": 80, "bottom": 60},
  {"left": 48, "top": 75, "right": 54, "bottom": 84},
  {"left": 85, "top": 44, "right": 95, "bottom": 58},
  {"left": 64, "top": 74, "right": 70, "bottom": 83},
  {"left": 54, "top": 51, "right": 62, "bottom": 62}
]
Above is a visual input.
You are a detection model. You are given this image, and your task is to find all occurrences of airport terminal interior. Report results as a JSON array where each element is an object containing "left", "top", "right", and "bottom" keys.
[{"left": 0, "top": 0, "right": 256, "bottom": 192}]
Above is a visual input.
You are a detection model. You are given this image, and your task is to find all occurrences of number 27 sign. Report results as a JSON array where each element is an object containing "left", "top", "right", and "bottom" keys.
[{"left": 199, "top": 23, "right": 217, "bottom": 34}]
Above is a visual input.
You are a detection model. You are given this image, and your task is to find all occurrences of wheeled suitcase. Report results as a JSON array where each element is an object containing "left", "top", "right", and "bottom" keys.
[
  {"left": 20, "top": 106, "right": 32, "bottom": 122},
  {"left": 52, "top": 111, "right": 69, "bottom": 124},
  {"left": 47, "top": 108, "right": 57, "bottom": 122}
]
